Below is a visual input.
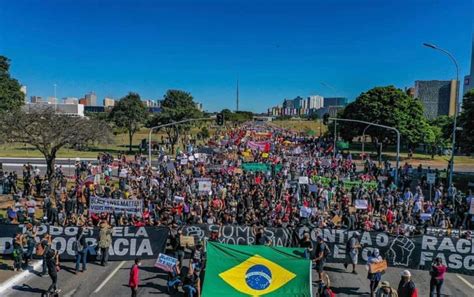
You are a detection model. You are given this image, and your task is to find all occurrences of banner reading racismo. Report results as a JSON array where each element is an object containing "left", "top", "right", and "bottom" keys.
[
  {"left": 89, "top": 196, "right": 143, "bottom": 215},
  {"left": 182, "top": 224, "right": 293, "bottom": 247},
  {"left": 0, "top": 224, "right": 168, "bottom": 261},
  {"left": 296, "top": 226, "right": 474, "bottom": 276}
]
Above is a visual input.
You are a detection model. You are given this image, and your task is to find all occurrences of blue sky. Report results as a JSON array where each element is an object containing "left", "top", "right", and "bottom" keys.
[{"left": 1, "top": 0, "right": 472, "bottom": 112}]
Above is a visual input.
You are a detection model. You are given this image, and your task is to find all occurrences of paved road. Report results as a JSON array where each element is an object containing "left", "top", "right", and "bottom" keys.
[{"left": 3, "top": 258, "right": 473, "bottom": 297}]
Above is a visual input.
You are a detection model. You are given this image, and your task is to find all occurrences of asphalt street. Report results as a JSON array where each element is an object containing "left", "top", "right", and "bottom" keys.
[{"left": 3, "top": 257, "right": 473, "bottom": 297}]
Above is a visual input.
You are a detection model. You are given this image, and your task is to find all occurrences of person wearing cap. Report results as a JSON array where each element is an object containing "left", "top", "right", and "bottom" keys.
[
  {"left": 397, "top": 270, "right": 417, "bottom": 297},
  {"left": 375, "top": 281, "right": 398, "bottom": 297},
  {"left": 429, "top": 257, "right": 447, "bottom": 297},
  {"left": 344, "top": 231, "right": 361, "bottom": 274}
]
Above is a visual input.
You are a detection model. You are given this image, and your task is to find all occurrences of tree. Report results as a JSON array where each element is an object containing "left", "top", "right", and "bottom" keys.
[
  {"left": 0, "top": 56, "right": 24, "bottom": 112},
  {"left": 430, "top": 115, "right": 454, "bottom": 142},
  {"left": 109, "top": 92, "right": 148, "bottom": 152},
  {"left": 0, "top": 108, "right": 113, "bottom": 181},
  {"left": 338, "top": 86, "right": 430, "bottom": 146},
  {"left": 148, "top": 90, "right": 202, "bottom": 153},
  {"left": 459, "top": 90, "right": 474, "bottom": 153}
]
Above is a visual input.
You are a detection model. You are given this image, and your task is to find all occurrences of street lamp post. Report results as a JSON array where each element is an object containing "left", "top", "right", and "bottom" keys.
[
  {"left": 361, "top": 124, "right": 373, "bottom": 155},
  {"left": 148, "top": 118, "right": 210, "bottom": 167},
  {"left": 423, "top": 43, "right": 460, "bottom": 193},
  {"left": 330, "top": 117, "right": 400, "bottom": 184}
]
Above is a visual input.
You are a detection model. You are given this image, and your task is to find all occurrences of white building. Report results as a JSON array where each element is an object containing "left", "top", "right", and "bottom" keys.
[
  {"left": 47, "top": 96, "right": 58, "bottom": 104},
  {"left": 22, "top": 102, "right": 85, "bottom": 117},
  {"left": 20, "top": 86, "right": 27, "bottom": 102},
  {"left": 308, "top": 95, "right": 324, "bottom": 109}
]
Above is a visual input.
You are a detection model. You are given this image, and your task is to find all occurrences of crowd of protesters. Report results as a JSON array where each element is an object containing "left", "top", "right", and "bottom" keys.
[{"left": 0, "top": 122, "right": 473, "bottom": 296}]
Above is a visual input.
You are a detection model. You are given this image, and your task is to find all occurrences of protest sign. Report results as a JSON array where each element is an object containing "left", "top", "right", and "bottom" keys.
[
  {"left": 180, "top": 235, "right": 195, "bottom": 247},
  {"left": 154, "top": 253, "right": 178, "bottom": 272},
  {"left": 309, "top": 184, "right": 317, "bottom": 192},
  {"left": 299, "top": 206, "right": 312, "bottom": 218},
  {"left": 369, "top": 260, "right": 387, "bottom": 273},
  {"left": 180, "top": 158, "right": 188, "bottom": 165},
  {"left": 174, "top": 196, "right": 185, "bottom": 203},
  {"left": 197, "top": 179, "right": 212, "bottom": 193},
  {"left": 89, "top": 197, "right": 143, "bottom": 215},
  {"left": 298, "top": 176, "right": 309, "bottom": 184},
  {"left": 355, "top": 199, "right": 368, "bottom": 209}
]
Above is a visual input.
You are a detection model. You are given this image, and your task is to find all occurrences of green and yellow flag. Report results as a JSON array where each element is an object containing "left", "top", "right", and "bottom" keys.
[{"left": 202, "top": 242, "right": 312, "bottom": 297}]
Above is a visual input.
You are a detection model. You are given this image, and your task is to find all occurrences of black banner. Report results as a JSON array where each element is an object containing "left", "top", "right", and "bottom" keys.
[
  {"left": 0, "top": 224, "right": 169, "bottom": 260},
  {"left": 296, "top": 226, "right": 474, "bottom": 276},
  {"left": 182, "top": 224, "right": 293, "bottom": 247}
]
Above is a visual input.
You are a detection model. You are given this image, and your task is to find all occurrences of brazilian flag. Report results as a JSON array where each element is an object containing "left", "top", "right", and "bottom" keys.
[{"left": 202, "top": 242, "right": 312, "bottom": 297}]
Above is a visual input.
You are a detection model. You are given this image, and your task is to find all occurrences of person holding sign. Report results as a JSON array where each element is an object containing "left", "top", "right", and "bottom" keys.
[
  {"left": 167, "top": 260, "right": 182, "bottom": 294},
  {"left": 366, "top": 248, "right": 384, "bottom": 297}
]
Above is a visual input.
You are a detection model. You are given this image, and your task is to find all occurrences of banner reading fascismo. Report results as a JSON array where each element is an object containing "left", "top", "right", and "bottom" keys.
[
  {"left": 0, "top": 224, "right": 169, "bottom": 260},
  {"left": 296, "top": 226, "right": 474, "bottom": 276}
]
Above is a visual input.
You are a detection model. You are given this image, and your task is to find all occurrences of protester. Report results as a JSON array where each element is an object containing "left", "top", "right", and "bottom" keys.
[
  {"left": 45, "top": 246, "right": 60, "bottom": 294},
  {"left": 74, "top": 225, "right": 87, "bottom": 273},
  {"left": 98, "top": 220, "right": 113, "bottom": 266},
  {"left": 376, "top": 281, "right": 399, "bottom": 297},
  {"left": 183, "top": 266, "right": 201, "bottom": 297},
  {"left": 12, "top": 232, "right": 23, "bottom": 271},
  {"left": 429, "top": 257, "right": 447, "bottom": 297},
  {"left": 23, "top": 223, "right": 36, "bottom": 267},
  {"left": 397, "top": 270, "right": 417, "bottom": 297},
  {"left": 314, "top": 235, "right": 329, "bottom": 281},
  {"left": 167, "top": 260, "right": 182, "bottom": 294},
  {"left": 367, "top": 248, "right": 383, "bottom": 297},
  {"left": 129, "top": 258, "right": 141, "bottom": 297},
  {"left": 344, "top": 232, "right": 361, "bottom": 274}
]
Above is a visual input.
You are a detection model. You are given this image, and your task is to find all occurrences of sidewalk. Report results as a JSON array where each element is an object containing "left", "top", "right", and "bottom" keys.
[{"left": 0, "top": 259, "right": 41, "bottom": 295}]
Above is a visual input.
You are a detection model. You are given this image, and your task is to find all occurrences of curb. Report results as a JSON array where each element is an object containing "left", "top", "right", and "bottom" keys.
[{"left": 0, "top": 261, "right": 42, "bottom": 296}]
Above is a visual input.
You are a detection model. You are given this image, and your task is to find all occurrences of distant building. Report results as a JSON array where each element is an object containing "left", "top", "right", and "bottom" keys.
[
  {"left": 30, "top": 96, "right": 43, "bottom": 103},
  {"left": 79, "top": 98, "right": 87, "bottom": 105},
  {"left": 22, "top": 102, "right": 84, "bottom": 117},
  {"left": 292, "top": 96, "right": 304, "bottom": 109},
  {"left": 323, "top": 97, "right": 348, "bottom": 107},
  {"left": 84, "top": 91, "right": 97, "bottom": 106},
  {"left": 103, "top": 97, "right": 115, "bottom": 108},
  {"left": 63, "top": 97, "right": 79, "bottom": 104},
  {"left": 308, "top": 95, "right": 324, "bottom": 109},
  {"left": 47, "top": 97, "right": 58, "bottom": 104},
  {"left": 84, "top": 106, "right": 105, "bottom": 113},
  {"left": 283, "top": 99, "right": 294, "bottom": 109},
  {"left": 414, "top": 80, "right": 458, "bottom": 120},
  {"left": 195, "top": 102, "right": 203, "bottom": 111}
]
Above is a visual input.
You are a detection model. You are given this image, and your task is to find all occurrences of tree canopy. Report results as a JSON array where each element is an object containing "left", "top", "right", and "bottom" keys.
[
  {"left": 459, "top": 90, "right": 474, "bottom": 153},
  {"left": 148, "top": 90, "right": 202, "bottom": 152},
  {"left": 338, "top": 86, "right": 430, "bottom": 146},
  {"left": 0, "top": 56, "right": 24, "bottom": 112},
  {"left": 109, "top": 92, "right": 148, "bottom": 152},
  {"left": 0, "top": 108, "right": 112, "bottom": 180}
]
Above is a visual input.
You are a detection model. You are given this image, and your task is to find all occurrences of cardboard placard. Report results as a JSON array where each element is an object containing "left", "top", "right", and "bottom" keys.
[
  {"left": 154, "top": 253, "right": 178, "bottom": 272},
  {"left": 331, "top": 215, "right": 342, "bottom": 225},
  {"left": 349, "top": 206, "right": 356, "bottom": 214},
  {"left": 369, "top": 260, "right": 387, "bottom": 273},
  {"left": 180, "top": 235, "right": 195, "bottom": 247}
]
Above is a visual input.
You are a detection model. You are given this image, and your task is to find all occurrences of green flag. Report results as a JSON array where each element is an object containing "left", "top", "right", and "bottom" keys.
[{"left": 202, "top": 242, "right": 312, "bottom": 297}]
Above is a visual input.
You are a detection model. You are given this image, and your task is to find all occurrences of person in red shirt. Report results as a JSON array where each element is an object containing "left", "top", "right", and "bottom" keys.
[
  {"left": 129, "top": 258, "right": 141, "bottom": 297},
  {"left": 430, "top": 257, "right": 447, "bottom": 297}
]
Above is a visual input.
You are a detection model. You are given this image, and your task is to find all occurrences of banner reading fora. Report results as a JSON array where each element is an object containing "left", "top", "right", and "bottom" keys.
[{"left": 89, "top": 196, "right": 143, "bottom": 215}]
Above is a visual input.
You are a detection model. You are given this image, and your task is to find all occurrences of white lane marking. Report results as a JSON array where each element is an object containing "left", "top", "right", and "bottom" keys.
[
  {"left": 64, "top": 288, "right": 77, "bottom": 297},
  {"left": 2, "top": 163, "right": 75, "bottom": 168},
  {"left": 456, "top": 274, "right": 474, "bottom": 290},
  {"left": 93, "top": 261, "right": 127, "bottom": 293},
  {"left": 0, "top": 261, "right": 43, "bottom": 296}
]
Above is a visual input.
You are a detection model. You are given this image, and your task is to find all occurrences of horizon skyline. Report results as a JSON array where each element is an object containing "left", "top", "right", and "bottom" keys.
[{"left": 1, "top": 0, "right": 472, "bottom": 113}]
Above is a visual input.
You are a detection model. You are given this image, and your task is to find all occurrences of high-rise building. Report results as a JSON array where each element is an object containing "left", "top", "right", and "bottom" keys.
[
  {"left": 414, "top": 80, "right": 458, "bottom": 120},
  {"left": 103, "top": 97, "right": 115, "bottom": 108},
  {"left": 30, "top": 96, "right": 43, "bottom": 103},
  {"left": 293, "top": 96, "right": 304, "bottom": 109},
  {"left": 323, "top": 97, "right": 348, "bottom": 107},
  {"left": 308, "top": 95, "right": 324, "bottom": 109},
  {"left": 283, "top": 99, "right": 294, "bottom": 109},
  {"left": 464, "top": 35, "right": 474, "bottom": 95},
  {"left": 63, "top": 97, "right": 78, "bottom": 104},
  {"left": 84, "top": 91, "right": 97, "bottom": 106}
]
